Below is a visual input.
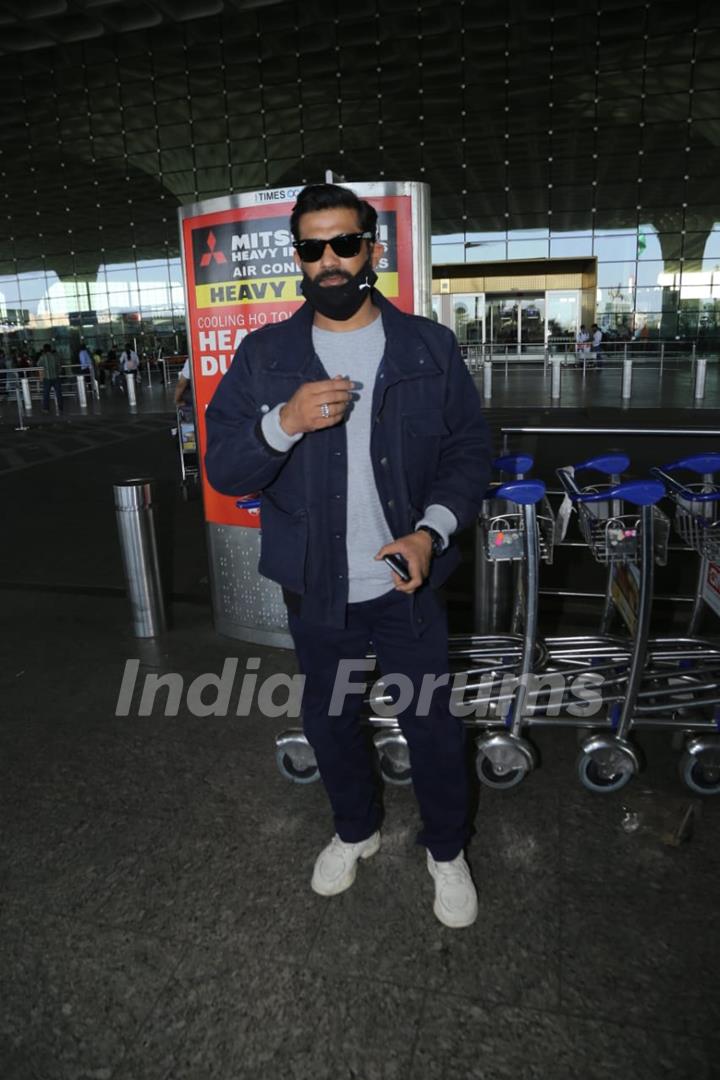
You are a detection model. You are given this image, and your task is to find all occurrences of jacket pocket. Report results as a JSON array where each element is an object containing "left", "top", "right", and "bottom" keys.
[
  {"left": 402, "top": 409, "right": 449, "bottom": 504},
  {"left": 258, "top": 494, "right": 308, "bottom": 594},
  {"left": 403, "top": 409, "right": 449, "bottom": 438}
]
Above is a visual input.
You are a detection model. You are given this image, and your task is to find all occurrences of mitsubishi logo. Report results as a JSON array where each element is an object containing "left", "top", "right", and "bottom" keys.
[{"left": 200, "top": 230, "right": 227, "bottom": 266}]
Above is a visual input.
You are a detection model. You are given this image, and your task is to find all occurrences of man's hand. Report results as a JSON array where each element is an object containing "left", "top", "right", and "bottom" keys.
[
  {"left": 375, "top": 531, "right": 433, "bottom": 594},
  {"left": 279, "top": 375, "right": 355, "bottom": 436}
]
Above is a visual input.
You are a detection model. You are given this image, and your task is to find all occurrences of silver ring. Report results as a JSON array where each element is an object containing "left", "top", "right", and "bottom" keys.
[{"left": 320, "top": 403, "right": 330, "bottom": 418}]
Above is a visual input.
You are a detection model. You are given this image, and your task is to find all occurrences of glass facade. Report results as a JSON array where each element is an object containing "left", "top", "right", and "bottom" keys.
[{"left": 1, "top": 0, "right": 719, "bottom": 359}]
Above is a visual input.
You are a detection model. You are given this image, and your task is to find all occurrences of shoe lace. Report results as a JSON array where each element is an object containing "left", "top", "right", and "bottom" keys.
[{"left": 434, "top": 857, "right": 470, "bottom": 887}]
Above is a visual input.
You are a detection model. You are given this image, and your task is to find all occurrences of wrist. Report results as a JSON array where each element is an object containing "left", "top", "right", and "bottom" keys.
[
  {"left": 416, "top": 525, "right": 443, "bottom": 557},
  {"left": 278, "top": 404, "right": 298, "bottom": 436}
]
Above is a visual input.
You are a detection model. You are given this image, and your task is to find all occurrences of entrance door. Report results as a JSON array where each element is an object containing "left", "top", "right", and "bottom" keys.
[
  {"left": 451, "top": 293, "right": 485, "bottom": 345},
  {"left": 486, "top": 297, "right": 518, "bottom": 347},
  {"left": 486, "top": 294, "right": 545, "bottom": 350},
  {"left": 520, "top": 297, "right": 545, "bottom": 346}
]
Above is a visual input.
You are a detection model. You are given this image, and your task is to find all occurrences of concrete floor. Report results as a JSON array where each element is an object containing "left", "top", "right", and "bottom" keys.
[{"left": 0, "top": 379, "right": 719, "bottom": 1079}]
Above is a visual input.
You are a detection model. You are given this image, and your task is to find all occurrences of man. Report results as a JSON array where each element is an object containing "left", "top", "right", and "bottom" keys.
[
  {"left": 206, "top": 184, "right": 491, "bottom": 929},
  {"left": 591, "top": 323, "right": 604, "bottom": 369},
  {"left": 119, "top": 342, "right": 140, "bottom": 385},
  {"left": 38, "top": 343, "right": 64, "bottom": 414},
  {"left": 78, "top": 340, "right": 95, "bottom": 381},
  {"left": 174, "top": 357, "right": 192, "bottom": 407}
]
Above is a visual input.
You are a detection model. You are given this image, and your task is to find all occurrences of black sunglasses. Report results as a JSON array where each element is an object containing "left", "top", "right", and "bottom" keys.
[{"left": 293, "top": 231, "right": 375, "bottom": 262}]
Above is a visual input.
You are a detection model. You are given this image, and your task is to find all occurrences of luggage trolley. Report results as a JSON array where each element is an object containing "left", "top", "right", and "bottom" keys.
[
  {"left": 468, "top": 476, "right": 556, "bottom": 788},
  {"left": 647, "top": 453, "right": 720, "bottom": 794},
  {"left": 274, "top": 473, "right": 556, "bottom": 787},
  {"left": 555, "top": 463, "right": 670, "bottom": 792},
  {"left": 368, "top": 475, "right": 556, "bottom": 789},
  {"left": 175, "top": 404, "right": 199, "bottom": 499}
]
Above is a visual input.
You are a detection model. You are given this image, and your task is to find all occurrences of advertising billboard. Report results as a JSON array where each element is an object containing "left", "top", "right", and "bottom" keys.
[
  {"left": 179, "top": 183, "right": 428, "bottom": 528},
  {"left": 178, "top": 181, "right": 431, "bottom": 645}
]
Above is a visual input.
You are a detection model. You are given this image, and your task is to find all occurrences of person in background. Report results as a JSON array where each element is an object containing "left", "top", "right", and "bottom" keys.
[
  {"left": 575, "top": 324, "right": 590, "bottom": 366},
  {"left": 174, "top": 358, "right": 192, "bottom": 407},
  {"left": 119, "top": 342, "right": 140, "bottom": 385},
  {"left": 4, "top": 348, "right": 18, "bottom": 396},
  {"left": 92, "top": 347, "right": 103, "bottom": 385},
  {"left": 78, "top": 340, "right": 95, "bottom": 381},
  {"left": 38, "top": 343, "right": 63, "bottom": 415},
  {"left": 590, "top": 323, "right": 604, "bottom": 369}
]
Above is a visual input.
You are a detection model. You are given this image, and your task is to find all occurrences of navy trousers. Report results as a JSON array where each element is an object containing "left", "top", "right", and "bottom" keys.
[
  {"left": 288, "top": 589, "right": 469, "bottom": 861},
  {"left": 42, "top": 378, "right": 63, "bottom": 412}
]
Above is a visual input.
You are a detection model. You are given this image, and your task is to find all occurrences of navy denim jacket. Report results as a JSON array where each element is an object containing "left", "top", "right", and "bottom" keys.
[{"left": 205, "top": 291, "right": 492, "bottom": 632}]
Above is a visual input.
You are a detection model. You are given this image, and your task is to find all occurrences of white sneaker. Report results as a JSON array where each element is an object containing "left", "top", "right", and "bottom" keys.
[
  {"left": 427, "top": 851, "right": 478, "bottom": 928},
  {"left": 311, "top": 832, "right": 381, "bottom": 897}
]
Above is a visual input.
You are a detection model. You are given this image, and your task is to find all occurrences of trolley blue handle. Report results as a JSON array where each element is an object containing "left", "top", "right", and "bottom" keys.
[
  {"left": 574, "top": 453, "right": 630, "bottom": 475},
  {"left": 662, "top": 454, "right": 720, "bottom": 475},
  {"left": 650, "top": 463, "right": 720, "bottom": 503},
  {"left": 494, "top": 480, "right": 546, "bottom": 505},
  {"left": 493, "top": 453, "right": 534, "bottom": 476},
  {"left": 236, "top": 496, "right": 262, "bottom": 510},
  {"left": 577, "top": 480, "right": 665, "bottom": 507}
]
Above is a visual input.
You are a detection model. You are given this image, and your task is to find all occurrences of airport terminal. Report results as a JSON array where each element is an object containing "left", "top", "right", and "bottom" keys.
[{"left": 1, "top": 1, "right": 719, "bottom": 1077}]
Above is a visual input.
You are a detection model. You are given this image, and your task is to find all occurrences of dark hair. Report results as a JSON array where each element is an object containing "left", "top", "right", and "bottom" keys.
[{"left": 290, "top": 183, "right": 377, "bottom": 242}]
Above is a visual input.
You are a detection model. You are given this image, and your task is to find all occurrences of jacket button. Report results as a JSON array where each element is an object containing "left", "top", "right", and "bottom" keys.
[
  {"left": 334, "top": 493, "right": 341, "bottom": 500},
  {"left": 387, "top": 499, "right": 394, "bottom": 509},
  {"left": 333, "top": 450, "right": 342, "bottom": 457},
  {"left": 335, "top": 533, "right": 342, "bottom": 540},
  {"left": 380, "top": 457, "right": 388, "bottom": 467}
]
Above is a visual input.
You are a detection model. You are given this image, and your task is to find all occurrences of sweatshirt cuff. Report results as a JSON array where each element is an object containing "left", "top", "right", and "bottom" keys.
[
  {"left": 260, "top": 404, "right": 304, "bottom": 453},
  {"left": 415, "top": 504, "right": 458, "bottom": 551}
]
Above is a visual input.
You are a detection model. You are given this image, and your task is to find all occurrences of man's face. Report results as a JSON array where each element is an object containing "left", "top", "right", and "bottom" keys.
[{"left": 293, "top": 206, "right": 382, "bottom": 287}]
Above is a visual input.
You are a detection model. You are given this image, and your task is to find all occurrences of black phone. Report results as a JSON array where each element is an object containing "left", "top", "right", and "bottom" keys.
[{"left": 383, "top": 552, "right": 411, "bottom": 582}]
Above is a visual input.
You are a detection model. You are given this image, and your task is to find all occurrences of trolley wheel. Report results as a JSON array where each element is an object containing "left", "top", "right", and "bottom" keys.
[
  {"left": 275, "top": 746, "right": 320, "bottom": 785},
  {"left": 577, "top": 750, "right": 634, "bottom": 794},
  {"left": 379, "top": 752, "right": 413, "bottom": 787},
  {"left": 476, "top": 752, "right": 528, "bottom": 790},
  {"left": 679, "top": 750, "right": 720, "bottom": 796}
]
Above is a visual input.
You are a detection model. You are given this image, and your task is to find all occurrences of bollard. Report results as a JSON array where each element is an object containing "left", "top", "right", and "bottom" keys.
[
  {"left": 113, "top": 479, "right": 167, "bottom": 637},
  {"left": 551, "top": 355, "right": 561, "bottom": 400},
  {"left": 14, "top": 387, "right": 28, "bottom": 431},
  {"left": 483, "top": 360, "right": 492, "bottom": 399},
  {"left": 622, "top": 356, "right": 633, "bottom": 399},
  {"left": 160, "top": 358, "right": 169, "bottom": 388},
  {"left": 694, "top": 356, "right": 707, "bottom": 401},
  {"left": 21, "top": 378, "right": 32, "bottom": 412},
  {"left": 76, "top": 374, "right": 88, "bottom": 409},
  {"left": 92, "top": 376, "right": 100, "bottom": 400},
  {"left": 145, "top": 361, "right": 153, "bottom": 389},
  {"left": 125, "top": 372, "right": 137, "bottom": 407}
]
